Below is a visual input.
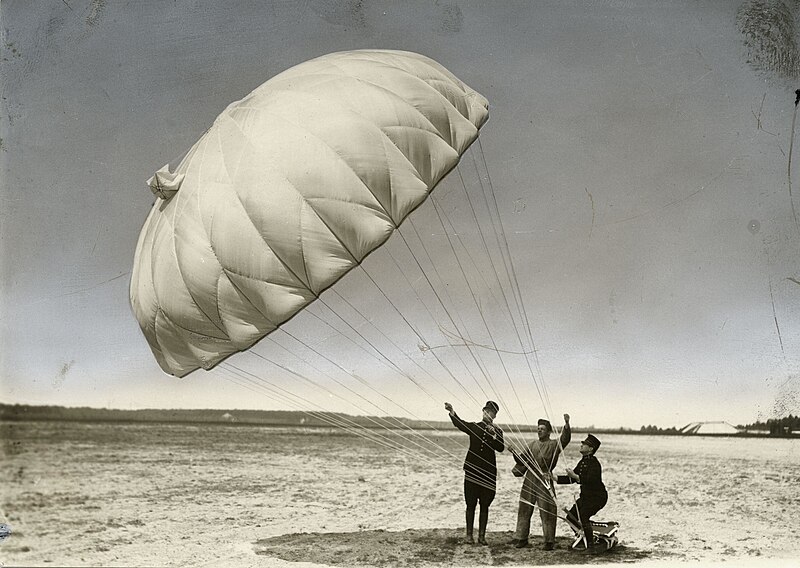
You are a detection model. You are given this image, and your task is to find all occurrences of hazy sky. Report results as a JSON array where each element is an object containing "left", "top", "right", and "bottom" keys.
[{"left": 2, "top": 0, "right": 799, "bottom": 428}]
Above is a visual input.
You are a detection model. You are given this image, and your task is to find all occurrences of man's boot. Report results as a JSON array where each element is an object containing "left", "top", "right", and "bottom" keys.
[
  {"left": 579, "top": 527, "right": 602, "bottom": 554},
  {"left": 477, "top": 509, "right": 489, "bottom": 545},
  {"left": 465, "top": 510, "right": 475, "bottom": 544}
]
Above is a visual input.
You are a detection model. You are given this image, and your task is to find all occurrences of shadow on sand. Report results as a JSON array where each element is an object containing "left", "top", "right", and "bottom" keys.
[{"left": 255, "top": 528, "right": 660, "bottom": 566}]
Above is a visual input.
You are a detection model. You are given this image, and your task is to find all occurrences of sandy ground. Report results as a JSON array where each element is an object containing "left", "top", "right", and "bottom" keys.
[{"left": 1, "top": 421, "right": 799, "bottom": 567}]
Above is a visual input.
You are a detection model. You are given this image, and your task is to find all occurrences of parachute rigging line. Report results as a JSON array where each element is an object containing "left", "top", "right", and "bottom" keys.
[
  {"left": 328, "top": 287, "right": 483, "bottom": 409},
  {"left": 218, "top": 362, "right": 473, "bottom": 476},
  {"left": 473, "top": 139, "right": 557, "bottom": 424},
  {"left": 254, "top": 311, "right": 496, "bottom": 464},
  {"left": 429, "top": 189, "right": 532, "bottom": 429},
  {"left": 381, "top": 241, "right": 493, "bottom": 404},
  {"left": 218, "top": 362, "right": 509, "bottom": 494},
  {"left": 216, "top": 370, "right": 461, "bottom": 479}
]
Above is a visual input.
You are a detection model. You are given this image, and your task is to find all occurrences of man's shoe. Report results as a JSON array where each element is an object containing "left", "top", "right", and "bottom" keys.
[
  {"left": 464, "top": 535, "right": 475, "bottom": 545},
  {"left": 508, "top": 538, "right": 520, "bottom": 545},
  {"left": 478, "top": 537, "right": 488, "bottom": 546},
  {"left": 515, "top": 539, "right": 528, "bottom": 548},
  {"left": 580, "top": 544, "right": 603, "bottom": 554},
  {"left": 542, "top": 542, "right": 555, "bottom": 551}
]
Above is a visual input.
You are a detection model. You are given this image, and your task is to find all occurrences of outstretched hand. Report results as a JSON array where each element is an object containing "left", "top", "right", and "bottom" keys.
[{"left": 444, "top": 402, "right": 454, "bottom": 414}]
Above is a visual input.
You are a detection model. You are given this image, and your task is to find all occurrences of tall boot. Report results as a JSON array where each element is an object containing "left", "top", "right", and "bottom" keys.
[
  {"left": 580, "top": 524, "right": 601, "bottom": 554},
  {"left": 465, "top": 508, "right": 475, "bottom": 544},
  {"left": 477, "top": 506, "right": 489, "bottom": 545}
]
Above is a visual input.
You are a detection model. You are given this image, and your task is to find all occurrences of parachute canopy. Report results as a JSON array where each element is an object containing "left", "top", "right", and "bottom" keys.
[{"left": 130, "top": 49, "right": 489, "bottom": 377}]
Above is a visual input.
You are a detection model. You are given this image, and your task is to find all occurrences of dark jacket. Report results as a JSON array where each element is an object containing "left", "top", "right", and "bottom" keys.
[
  {"left": 557, "top": 454, "right": 607, "bottom": 497},
  {"left": 449, "top": 412, "right": 505, "bottom": 487}
]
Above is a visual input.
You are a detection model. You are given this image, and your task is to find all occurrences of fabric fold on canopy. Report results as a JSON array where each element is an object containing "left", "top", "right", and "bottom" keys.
[{"left": 130, "top": 49, "right": 489, "bottom": 377}]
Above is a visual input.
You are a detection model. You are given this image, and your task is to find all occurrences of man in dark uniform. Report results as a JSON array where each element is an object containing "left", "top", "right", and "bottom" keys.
[
  {"left": 445, "top": 401, "right": 505, "bottom": 545},
  {"left": 555, "top": 433, "right": 608, "bottom": 553}
]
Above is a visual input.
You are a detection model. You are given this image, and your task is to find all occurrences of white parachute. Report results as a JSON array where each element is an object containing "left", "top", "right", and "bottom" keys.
[{"left": 131, "top": 49, "right": 489, "bottom": 378}]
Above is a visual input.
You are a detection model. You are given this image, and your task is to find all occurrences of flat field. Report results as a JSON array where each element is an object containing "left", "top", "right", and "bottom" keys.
[{"left": 1, "top": 421, "right": 798, "bottom": 567}]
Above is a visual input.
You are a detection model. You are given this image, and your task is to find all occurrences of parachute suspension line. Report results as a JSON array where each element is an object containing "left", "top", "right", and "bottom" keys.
[
  {"left": 463, "top": 143, "right": 567, "bottom": 513},
  {"left": 328, "top": 261, "right": 466, "bottom": 405},
  {"left": 222, "top": 357, "right": 543, "bottom": 500},
  {"left": 265, "top": 307, "right": 480, "bottom": 466},
  {"left": 428, "top": 188, "right": 532, "bottom": 434},
  {"left": 311, "top": 295, "right": 438, "bottom": 404},
  {"left": 249, "top": 298, "right": 510, "bottom": 478},
  {"left": 306, "top": 296, "right": 510, "bottom": 479},
  {"left": 471, "top": 142, "right": 570, "bottom": 501},
  {"left": 396, "top": 221, "right": 498, "bottom": 403},
  {"left": 328, "top": 287, "right": 480, "bottom": 410},
  {"left": 474, "top": 139, "right": 547, "bottom": 389},
  {"left": 216, "top": 363, "right": 457, "bottom": 471},
  {"left": 425, "top": 197, "right": 530, "bottom": 444},
  {"left": 246, "top": 307, "right": 511, "bottom": 485},
  {"left": 398, "top": 214, "right": 534, "bottom": 454},
  {"left": 376, "top": 237, "right": 489, "bottom": 405},
  {"left": 220, "top": 359, "right": 461, "bottom": 472},
  {"left": 220, "top": 360, "right": 505, "bottom": 493},
  {"left": 380, "top": 244, "right": 491, "bottom": 407},
  {"left": 216, "top": 364, "right": 411, "bottom": 455},
  {"left": 354, "top": 258, "right": 488, "bottom": 404},
  {"left": 254, "top": 335, "right": 416, "bottom": 423},
  {"left": 216, "top": 363, "right": 408, "bottom": 450},
  {"left": 400, "top": 212, "right": 532, "bottom": 444},
  {"left": 471, "top": 140, "right": 557, "bottom": 424},
  {"left": 449, "top": 167, "right": 536, "bottom": 429},
  {"left": 270, "top": 318, "right": 435, "bottom": 426},
  {"left": 467, "top": 148, "right": 546, "bottom": 404}
]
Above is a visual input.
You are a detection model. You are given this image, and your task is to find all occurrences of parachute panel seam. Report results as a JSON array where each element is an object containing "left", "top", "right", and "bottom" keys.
[
  {"left": 156, "top": 307, "right": 230, "bottom": 344},
  {"left": 219, "top": 110, "right": 367, "bottom": 273},
  {"left": 321, "top": 62, "right": 458, "bottom": 147},
  {"left": 213, "top": 112, "right": 314, "bottom": 292},
  {"left": 218, "top": 267, "right": 281, "bottom": 333},
  {"left": 227, "top": 106, "right": 392, "bottom": 220}
]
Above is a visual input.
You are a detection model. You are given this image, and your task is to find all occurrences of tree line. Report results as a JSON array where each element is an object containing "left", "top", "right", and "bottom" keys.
[{"left": 738, "top": 415, "right": 799, "bottom": 435}]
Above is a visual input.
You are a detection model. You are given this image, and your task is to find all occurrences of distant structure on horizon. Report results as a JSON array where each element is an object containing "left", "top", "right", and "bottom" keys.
[{"left": 680, "top": 421, "right": 740, "bottom": 435}]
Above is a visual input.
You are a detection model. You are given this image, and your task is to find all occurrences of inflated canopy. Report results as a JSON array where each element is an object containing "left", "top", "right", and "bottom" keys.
[{"left": 130, "top": 49, "right": 489, "bottom": 377}]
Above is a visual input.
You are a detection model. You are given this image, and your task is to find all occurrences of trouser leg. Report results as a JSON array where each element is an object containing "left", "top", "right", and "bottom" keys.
[
  {"left": 513, "top": 499, "right": 534, "bottom": 540},
  {"left": 477, "top": 505, "right": 488, "bottom": 544},
  {"left": 477, "top": 488, "right": 494, "bottom": 544},
  {"left": 578, "top": 493, "right": 607, "bottom": 549},
  {"left": 464, "top": 479, "right": 478, "bottom": 541},
  {"left": 466, "top": 507, "right": 475, "bottom": 538},
  {"left": 539, "top": 494, "right": 558, "bottom": 544}
]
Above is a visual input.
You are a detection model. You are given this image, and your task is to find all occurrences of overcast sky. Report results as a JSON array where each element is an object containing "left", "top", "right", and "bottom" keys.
[{"left": 2, "top": 0, "right": 799, "bottom": 428}]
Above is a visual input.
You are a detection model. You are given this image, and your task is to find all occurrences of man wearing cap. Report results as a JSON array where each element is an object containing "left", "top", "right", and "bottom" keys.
[
  {"left": 556, "top": 434, "right": 608, "bottom": 554},
  {"left": 445, "top": 401, "right": 505, "bottom": 545},
  {"left": 509, "top": 414, "right": 571, "bottom": 550}
]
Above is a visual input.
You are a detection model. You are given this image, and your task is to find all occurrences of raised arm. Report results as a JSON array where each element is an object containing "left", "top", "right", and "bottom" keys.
[
  {"left": 445, "top": 402, "right": 470, "bottom": 435},
  {"left": 560, "top": 413, "right": 572, "bottom": 447}
]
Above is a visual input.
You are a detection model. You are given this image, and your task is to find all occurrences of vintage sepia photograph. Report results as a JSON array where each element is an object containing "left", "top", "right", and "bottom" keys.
[{"left": 1, "top": 1, "right": 799, "bottom": 567}]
